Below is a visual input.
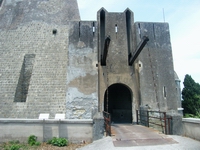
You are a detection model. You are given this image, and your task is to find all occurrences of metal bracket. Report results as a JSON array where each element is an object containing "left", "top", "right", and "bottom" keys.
[
  {"left": 101, "top": 36, "right": 111, "bottom": 66},
  {"left": 129, "top": 36, "right": 149, "bottom": 65}
]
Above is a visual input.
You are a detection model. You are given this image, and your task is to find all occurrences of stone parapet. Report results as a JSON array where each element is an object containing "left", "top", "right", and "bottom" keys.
[
  {"left": 182, "top": 118, "right": 200, "bottom": 141},
  {"left": 0, "top": 119, "right": 93, "bottom": 143}
]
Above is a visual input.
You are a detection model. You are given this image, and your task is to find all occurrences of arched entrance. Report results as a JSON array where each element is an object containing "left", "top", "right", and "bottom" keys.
[{"left": 104, "top": 83, "right": 132, "bottom": 123}]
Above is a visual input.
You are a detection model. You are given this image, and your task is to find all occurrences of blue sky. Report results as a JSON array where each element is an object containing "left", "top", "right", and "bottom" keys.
[{"left": 77, "top": 0, "right": 200, "bottom": 88}]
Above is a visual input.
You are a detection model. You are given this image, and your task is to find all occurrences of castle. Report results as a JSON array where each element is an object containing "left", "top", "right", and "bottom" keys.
[{"left": 0, "top": 0, "right": 182, "bottom": 126}]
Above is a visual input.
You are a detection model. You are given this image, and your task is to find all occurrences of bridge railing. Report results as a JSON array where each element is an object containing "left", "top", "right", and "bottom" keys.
[
  {"left": 103, "top": 111, "right": 111, "bottom": 136},
  {"left": 136, "top": 110, "right": 172, "bottom": 134}
]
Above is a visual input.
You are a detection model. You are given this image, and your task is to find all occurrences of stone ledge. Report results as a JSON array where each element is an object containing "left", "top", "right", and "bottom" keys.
[
  {"left": 0, "top": 118, "right": 93, "bottom": 124},
  {"left": 182, "top": 118, "right": 200, "bottom": 124}
]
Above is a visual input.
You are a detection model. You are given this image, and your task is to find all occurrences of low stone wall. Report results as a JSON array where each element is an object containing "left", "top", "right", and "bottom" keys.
[
  {"left": 182, "top": 118, "right": 200, "bottom": 141},
  {"left": 0, "top": 119, "right": 93, "bottom": 143}
]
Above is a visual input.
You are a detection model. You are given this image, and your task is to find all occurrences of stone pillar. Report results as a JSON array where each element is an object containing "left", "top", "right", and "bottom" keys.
[
  {"left": 139, "top": 106, "right": 149, "bottom": 126},
  {"left": 167, "top": 113, "right": 183, "bottom": 135},
  {"left": 93, "top": 112, "right": 104, "bottom": 141},
  {"left": 175, "top": 78, "right": 183, "bottom": 115}
]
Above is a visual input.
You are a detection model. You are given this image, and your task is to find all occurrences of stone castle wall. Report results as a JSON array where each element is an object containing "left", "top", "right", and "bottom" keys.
[
  {"left": 0, "top": 0, "right": 181, "bottom": 120},
  {"left": 66, "top": 21, "right": 98, "bottom": 119},
  {"left": 0, "top": 0, "right": 81, "bottom": 118},
  {"left": 135, "top": 22, "right": 178, "bottom": 112},
  {"left": 0, "top": 0, "right": 80, "bottom": 29},
  {"left": 0, "top": 21, "right": 69, "bottom": 118}
]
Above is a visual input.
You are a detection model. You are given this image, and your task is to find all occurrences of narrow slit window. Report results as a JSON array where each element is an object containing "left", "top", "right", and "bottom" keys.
[
  {"left": 92, "top": 22, "right": 95, "bottom": 36},
  {"left": 126, "top": 9, "right": 132, "bottom": 58},
  {"left": 92, "top": 22, "right": 95, "bottom": 33},
  {"left": 163, "top": 86, "right": 167, "bottom": 98},
  {"left": 100, "top": 9, "right": 105, "bottom": 65},
  {"left": 153, "top": 24, "right": 156, "bottom": 40},
  {"left": 115, "top": 24, "right": 118, "bottom": 33},
  {"left": 138, "top": 23, "right": 141, "bottom": 38},
  {"left": 79, "top": 21, "right": 81, "bottom": 39}
]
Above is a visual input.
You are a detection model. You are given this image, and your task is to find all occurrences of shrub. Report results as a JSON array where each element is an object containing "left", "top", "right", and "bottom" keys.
[
  {"left": 47, "top": 137, "right": 68, "bottom": 147},
  {"left": 28, "top": 135, "right": 41, "bottom": 146}
]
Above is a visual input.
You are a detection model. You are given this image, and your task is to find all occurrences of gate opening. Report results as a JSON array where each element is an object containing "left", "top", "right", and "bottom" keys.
[{"left": 104, "top": 83, "right": 132, "bottom": 123}]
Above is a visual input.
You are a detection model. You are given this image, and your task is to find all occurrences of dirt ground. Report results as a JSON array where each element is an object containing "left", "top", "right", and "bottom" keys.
[
  {"left": 0, "top": 142, "right": 89, "bottom": 150},
  {"left": 33, "top": 142, "right": 88, "bottom": 150}
]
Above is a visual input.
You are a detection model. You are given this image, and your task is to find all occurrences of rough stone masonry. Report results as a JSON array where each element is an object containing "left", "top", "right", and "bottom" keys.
[{"left": 0, "top": 0, "right": 182, "bottom": 134}]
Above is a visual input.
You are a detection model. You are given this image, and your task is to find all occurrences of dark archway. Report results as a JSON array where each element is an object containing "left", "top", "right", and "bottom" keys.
[{"left": 104, "top": 83, "right": 132, "bottom": 123}]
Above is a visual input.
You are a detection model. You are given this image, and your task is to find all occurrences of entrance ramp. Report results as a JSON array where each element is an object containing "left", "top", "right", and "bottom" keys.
[
  {"left": 78, "top": 124, "right": 200, "bottom": 150},
  {"left": 112, "top": 124, "right": 177, "bottom": 147}
]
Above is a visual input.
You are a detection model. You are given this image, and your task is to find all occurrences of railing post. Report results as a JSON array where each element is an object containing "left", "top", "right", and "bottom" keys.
[
  {"left": 136, "top": 110, "right": 139, "bottom": 124},
  {"left": 167, "top": 118, "right": 170, "bottom": 134},
  {"left": 43, "top": 119, "right": 45, "bottom": 142},
  {"left": 109, "top": 115, "right": 111, "bottom": 136},
  {"left": 164, "top": 112, "right": 167, "bottom": 134},
  {"left": 147, "top": 111, "right": 149, "bottom": 127},
  {"left": 167, "top": 117, "right": 172, "bottom": 135}
]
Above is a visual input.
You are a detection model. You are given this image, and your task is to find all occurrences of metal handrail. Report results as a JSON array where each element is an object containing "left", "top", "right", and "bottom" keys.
[{"left": 136, "top": 110, "right": 172, "bottom": 134}]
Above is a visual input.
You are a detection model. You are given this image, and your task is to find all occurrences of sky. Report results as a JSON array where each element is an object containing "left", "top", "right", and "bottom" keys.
[{"left": 77, "top": 0, "right": 200, "bottom": 89}]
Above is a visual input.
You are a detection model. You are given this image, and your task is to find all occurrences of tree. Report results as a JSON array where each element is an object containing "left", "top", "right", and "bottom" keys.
[{"left": 182, "top": 74, "right": 200, "bottom": 117}]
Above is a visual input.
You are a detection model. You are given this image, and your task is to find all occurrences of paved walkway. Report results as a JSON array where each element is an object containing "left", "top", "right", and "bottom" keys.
[
  {"left": 78, "top": 124, "right": 200, "bottom": 150},
  {"left": 112, "top": 124, "right": 177, "bottom": 147}
]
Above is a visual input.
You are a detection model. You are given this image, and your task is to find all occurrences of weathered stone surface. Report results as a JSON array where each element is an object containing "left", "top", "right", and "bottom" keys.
[
  {"left": 182, "top": 118, "right": 200, "bottom": 141},
  {"left": 0, "top": 119, "right": 93, "bottom": 143},
  {"left": 168, "top": 114, "right": 183, "bottom": 135},
  {"left": 93, "top": 112, "right": 104, "bottom": 141},
  {"left": 135, "top": 22, "right": 178, "bottom": 112},
  {"left": 0, "top": 11, "right": 70, "bottom": 118},
  {"left": 97, "top": 9, "right": 140, "bottom": 122},
  {"left": 0, "top": 0, "right": 80, "bottom": 29},
  {"left": 66, "top": 21, "right": 98, "bottom": 119}
]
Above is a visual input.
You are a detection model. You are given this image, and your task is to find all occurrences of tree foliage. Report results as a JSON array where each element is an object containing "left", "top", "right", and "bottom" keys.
[{"left": 182, "top": 74, "right": 200, "bottom": 117}]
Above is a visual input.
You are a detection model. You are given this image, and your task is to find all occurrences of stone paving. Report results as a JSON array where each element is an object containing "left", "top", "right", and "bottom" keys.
[
  {"left": 112, "top": 124, "right": 177, "bottom": 147},
  {"left": 78, "top": 124, "right": 200, "bottom": 150}
]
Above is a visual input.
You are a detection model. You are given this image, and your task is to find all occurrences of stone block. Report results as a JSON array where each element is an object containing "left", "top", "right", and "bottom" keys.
[
  {"left": 39, "top": 113, "right": 49, "bottom": 120},
  {"left": 93, "top": 112, "right": 104, "bottom": 141},
  {"left": 167, "top": 114, "right": 183, "bottom": 135}
]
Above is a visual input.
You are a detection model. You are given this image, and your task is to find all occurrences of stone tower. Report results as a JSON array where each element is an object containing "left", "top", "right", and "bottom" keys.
[
  {"left": 0, "top": 0, "right": 182, "bottom": 130},
  {"left": 0, "top": 0, "right": 83, "bottom": 118}
]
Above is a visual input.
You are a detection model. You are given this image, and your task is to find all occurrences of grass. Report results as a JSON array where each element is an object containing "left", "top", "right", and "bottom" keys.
[
  {"left": 0, "top": 135, "right": 89, "bottom": 150},
  {"left": 0, "top": 140, "right": 89, "bottom": 150},
  {"left": 184, "top": 113, "right": 200, "bottom": 118}
]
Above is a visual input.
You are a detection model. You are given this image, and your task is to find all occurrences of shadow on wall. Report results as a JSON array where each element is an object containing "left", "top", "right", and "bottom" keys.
[{"left": 14, "top": 54, "right": 35, "bottom": 102}]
